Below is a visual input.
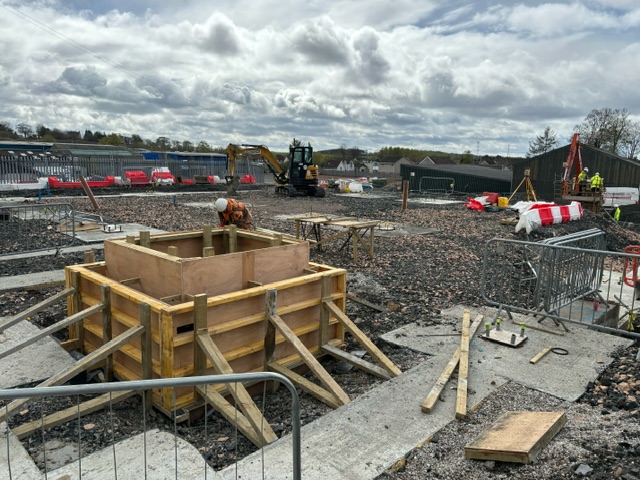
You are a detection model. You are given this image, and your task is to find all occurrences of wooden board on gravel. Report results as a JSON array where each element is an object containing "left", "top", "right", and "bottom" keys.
[{"left": 464, "top": 411, "right": 567, "bottom": 463}]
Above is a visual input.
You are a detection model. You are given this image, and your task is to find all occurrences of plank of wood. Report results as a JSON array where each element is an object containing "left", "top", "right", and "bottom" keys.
[
  {"left": 530, "top": 346, "right": 553, "bottom": 364},
  {"left": 268, "top": 361, "right": 341, "bottom": 409},
  {"left": 197, "top": 332, "right": 277, "bottom": 444},
  {"left": 139, "top": 302, "right": 153, "bottom": 411},
  {"left": 139, "top": 231, "right": 151, "bottom": 248},
  {"left": 422, "top": 313, "right": 484, "bottom": 414},
  {"left": 269, "top": 312, "right": 350, "bottom": 406},
  {"left": 0, "top": 303, "right": 103, "bottom": 360},
  {"left": 325, "top": 300, "right": 401, "bottom": 377},
  {"left": 0, "top": 324, "right": 144, "bottom": 422},
  {"left": 0, "top": 287, "right": 75, "bottom": 333},
  {"left": 319, "top": 277, "right": 331, "bottom": 347},
  {"left": 12, "top": 390, "right": 135, "bottom": 440},
  {"left": 101, "top": 285, "right": 113, "bottom": 381},
  {"left": 346, "top": 292, "right": 387, "bottom": 312},
  {"left": 455, "top": 309, "right": 471, "bottom": 420},
  {"left": 195, "top": 385, "right": 264, "bottom": 447},
  {"left": 321, "top": 344, "right": 391, "bottom": 379},
  {"left": 465, "top": 411, "right": 568, "bottom": 463}
]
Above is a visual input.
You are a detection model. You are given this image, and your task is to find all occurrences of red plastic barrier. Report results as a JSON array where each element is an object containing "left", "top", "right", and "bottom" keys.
[
  {"left": 48, "top": 176, "right": 116, "bottom": 188},
  {"left": 239, "top": 174, "right": 256, "bottom": 184},
  {"left": 465, "top": 198, "right": 485, "bottom": 211},
  {"left": 483, "top": 192, "right": 499, "bottom": 204},
  {"left": 125, "top": 170, "right": 151, "bottom": 186}
]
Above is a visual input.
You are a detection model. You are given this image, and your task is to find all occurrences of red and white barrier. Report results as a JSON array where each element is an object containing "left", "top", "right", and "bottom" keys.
[{"left": 515, "top": 201, "right": 583, "bottom": 234}]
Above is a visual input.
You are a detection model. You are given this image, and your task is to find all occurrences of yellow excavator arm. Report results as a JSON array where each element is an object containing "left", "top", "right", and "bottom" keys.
[{"left": 225, "top": 144, "right": 288, "bottom": 185}]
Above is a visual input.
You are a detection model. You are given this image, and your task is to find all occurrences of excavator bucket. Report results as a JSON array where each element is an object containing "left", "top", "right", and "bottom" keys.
[{"left": 225, "top": 175, "right": 240, "bottom": 197}]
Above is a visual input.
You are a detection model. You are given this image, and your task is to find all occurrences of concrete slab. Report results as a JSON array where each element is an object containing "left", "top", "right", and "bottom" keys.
[
  {"left": 0, "top": 244, "right": 104, "bottom": 262},
  {"left": 48, "top": 429, "right": 218, "bottom": 480},
  {"left": 0, "top": 422, "right": 42, "bottom": 480},
  {"left": 0, "top": 270, "right": 65, "bottom": 293},
  {"left": 218, "top": 351, "right": 507, "bottom": 480},
  {"left": 0, "top": 321, "right": 76, "bottom": 388},
  {"left": 381, "top": 305, "right": 633, "bottom": 402},
  {"left": 71, "top": 223, "right": 168, "bottom": 243}
]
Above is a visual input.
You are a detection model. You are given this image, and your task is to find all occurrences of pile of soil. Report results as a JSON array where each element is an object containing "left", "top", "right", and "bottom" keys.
[{"left": 0, "top": 188, "right": 639, "bottom": 478}]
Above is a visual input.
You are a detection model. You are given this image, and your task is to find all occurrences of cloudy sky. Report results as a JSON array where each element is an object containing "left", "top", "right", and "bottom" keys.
[{"left": 1, "top": 1, "right": 639, "bottom": 155}]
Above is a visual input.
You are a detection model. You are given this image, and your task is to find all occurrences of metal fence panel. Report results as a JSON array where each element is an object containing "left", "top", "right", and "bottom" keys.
[
  {"left": 0, "top": 155, "right": 264, "bottom": 186},
  {"left": 418, "top": 176, "right": 455, "bottom": 194},
  {"left": 481, "top": 234, "right": 640, "bottom": 338},
  {"left": 0, "top": 203, "right": 75, "bottom": 256},
  {"left": 0, "top": 373, "right": 300, "bottom": 480}
]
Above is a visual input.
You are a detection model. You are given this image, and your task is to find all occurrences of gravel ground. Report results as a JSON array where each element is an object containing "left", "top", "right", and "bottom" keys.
[{"left": 1, "top": 185, "right": 640, "bottom": 478}]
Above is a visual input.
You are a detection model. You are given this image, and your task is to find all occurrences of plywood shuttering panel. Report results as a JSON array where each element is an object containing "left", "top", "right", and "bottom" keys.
[
  {"left": 252, "top": 243, "right": 309, "bottom": 284},
  {"left": 66, "top": 266, "right": 163, "bottom": 382},
  {"left": 170, "top": 277, "right": 342, "bottom": 376},
  {"left": 104, "top": 241, "right": 182, "bottom": 299},
  {"left": 146, "top": 234, "right": 218, "bottom": 258},
  {"left": 181, "top": 254, "right": 244, "bottom": 297}
]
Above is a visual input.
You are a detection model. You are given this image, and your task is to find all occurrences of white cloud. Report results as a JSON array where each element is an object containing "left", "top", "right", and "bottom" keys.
[{"left": 1, "top": 1, "right": 639, "bottom": 155}]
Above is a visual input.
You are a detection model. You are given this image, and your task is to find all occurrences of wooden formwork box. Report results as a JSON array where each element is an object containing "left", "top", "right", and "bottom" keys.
[{"left": 65, "top": 226, "right": 348, "bottom": 415}]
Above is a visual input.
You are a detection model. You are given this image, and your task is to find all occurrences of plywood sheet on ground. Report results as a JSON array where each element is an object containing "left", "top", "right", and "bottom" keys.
[{"left": 465, "top": 411, "right": 567, "bottom": 463}]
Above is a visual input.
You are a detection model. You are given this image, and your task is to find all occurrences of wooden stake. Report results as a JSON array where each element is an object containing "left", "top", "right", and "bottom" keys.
[
  {"left": 402, "top": 180, "right": 409, "bottom": 211},
  {"left": 79, "top": 175, "right": 100, "bottom": 210},
  {"left": 140, "top": 302, "right": 153, "bottom": 410},
  {"left": 456, "top": 309, "right": 471, "bottom": 419},
  {"left": 202, "top": 224, "right": 213, "bottom": 249},
  {"left": 139, "top": 231, "right": 151, "bottom": 248},
  {"left": 101, "top": 285, "right": 113, "bottom": 381},
  {"left": 193, "top": 294, "right": 208, "bottom": 377},
  {"left": 83, "top": 250, "right": 96, "bottom": 264}
]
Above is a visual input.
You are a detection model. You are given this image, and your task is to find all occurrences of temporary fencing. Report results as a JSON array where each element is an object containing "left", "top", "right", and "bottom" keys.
[
  {"left": 0, "top": 203, "right": 76, "bottom": 256},
  {"left": 418, "top": 176, "right": 455, "bottom": 195},
  {"left": 481, "top": 229, "right": 640, "bottom": 338},
  {"left": 0, "top": 373, "right": 301, "bottom": 480}
]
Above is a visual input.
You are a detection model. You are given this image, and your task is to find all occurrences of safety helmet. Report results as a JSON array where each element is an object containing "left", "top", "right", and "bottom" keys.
[
  {"left": 614, "top": 204, "right": 619, "bottom": 208},
  {"left": 214, "top": 198, "right": 228, "bottom": 212},
  {"left": 583, "top": 167, "right": 588, "bottom": 172},
  {"left": 595, "top": 172, "right": 600, "bottom": 176}
]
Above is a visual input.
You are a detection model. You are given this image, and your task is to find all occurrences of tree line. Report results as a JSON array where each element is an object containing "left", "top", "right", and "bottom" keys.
[
  {"left": 528, "top": 108, "right": 640, "bottom": 159},
  {"left": 0, "top": 121, "right": 222, "bottom": 153}
]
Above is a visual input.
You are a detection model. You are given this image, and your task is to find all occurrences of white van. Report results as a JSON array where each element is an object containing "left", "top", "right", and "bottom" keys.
[{"left": 602, "top": 187, "right": 640, "bottom": 207}]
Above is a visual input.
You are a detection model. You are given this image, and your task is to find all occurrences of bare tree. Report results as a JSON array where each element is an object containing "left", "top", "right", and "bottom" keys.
[
  {"left": 16, "top": 122, "right": 33, "bottom": 138},
  {"left": 574, "top": 107, "right": 631, "bottom": 154},
  {"left": 620, "top": 120, "right": 640, "bottom": 160}
]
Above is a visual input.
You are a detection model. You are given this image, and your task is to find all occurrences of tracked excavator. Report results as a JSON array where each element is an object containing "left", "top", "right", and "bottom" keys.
[{"left": 225, "top": 141, "right": 325, "bottom": 197}]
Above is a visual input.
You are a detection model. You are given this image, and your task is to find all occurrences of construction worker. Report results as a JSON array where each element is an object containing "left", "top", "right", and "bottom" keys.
[
  {"left": 614, "top": 204, "right": 621, "bottom": 221},
  {"left": 214, "top": 198, "right": 253, "bottom": 230},
  {"left": 577, "top": 168, "right": 589, "bottom": 193},
  {"left": 590, "top": 172, "right": 603, "bottom": 193}
]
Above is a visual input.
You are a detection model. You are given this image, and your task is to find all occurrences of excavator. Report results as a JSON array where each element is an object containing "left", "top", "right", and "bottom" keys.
[
  {"left": 225, "top": 140, "right": 325, "bottom": 197},
  {"left": 561, "top": 132, "right": 602, "bottom": 212}
]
